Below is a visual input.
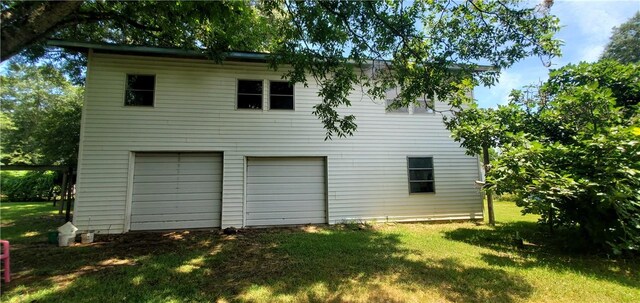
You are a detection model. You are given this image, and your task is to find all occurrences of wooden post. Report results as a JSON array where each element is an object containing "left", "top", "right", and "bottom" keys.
[
  {"left": 548, "top": 202, "right": 554, "bottom": 234},
  {"left": 65, "top": 167, "right": 73, "bottom": 222},
  {"left": 59, "top": 171, "right": 68, "bottom": 214},
  {"left": 483, "top": 145, "right": 495, "bottom": 226}
]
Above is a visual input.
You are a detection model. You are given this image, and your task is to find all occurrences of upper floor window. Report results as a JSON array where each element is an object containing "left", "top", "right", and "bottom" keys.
[
  {"left": 269, "top": 81, "right": 294, "bottom": 110},
  {"left": 408, "top": 157, "right": 435, "bottom": 193},
  {"left": 385, "top": 99, "right": 410, "bottom": 113},
  {"left": 413, "top": 99, "right": 435, "bottom": 114},
  {"left": 237, "top": 80, "right": 263, "bottom": 109},
  {"left": 385, "top": 88, "right": 408, "bottom": 113},
  {"left": 125, "top": 74, "right": 155, "bottom": 106},
  {"left": 385, "top": 87, "right": 437, "bottom": 114}
]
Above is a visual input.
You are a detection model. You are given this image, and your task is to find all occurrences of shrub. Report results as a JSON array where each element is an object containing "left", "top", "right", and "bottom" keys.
[
  {"left": 0, "top": 170, "right": 59, "bottom": 202},
  {"left": 489, "top": 61, "right": 640, "bottom": 255}
]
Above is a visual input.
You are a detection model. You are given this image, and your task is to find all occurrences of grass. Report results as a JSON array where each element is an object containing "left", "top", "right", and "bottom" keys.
[{"left": 1, "top": 200, "right": 638, "bottom": 303}]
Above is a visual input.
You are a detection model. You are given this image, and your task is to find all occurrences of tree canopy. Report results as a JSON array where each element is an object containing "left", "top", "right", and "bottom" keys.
[
  {"left": 601, "top": 12, "right": 640, "bottom": 64},
  {"left": 1, "top": 63, "right": 83, "bottom": 166},
  {"left": 1, "top": 0, "right": 561, "bottom": 138},
  {"left": 447, "top": 60, "right": 640, "bottom": 254}
]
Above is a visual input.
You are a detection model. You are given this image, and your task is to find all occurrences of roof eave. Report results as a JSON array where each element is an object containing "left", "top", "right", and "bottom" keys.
[
  {"left": 46, "top": 40, "right": 270, "bottom": 62},
  {"left": 46, "top": 40, "right": 496, "bottom": 71}
]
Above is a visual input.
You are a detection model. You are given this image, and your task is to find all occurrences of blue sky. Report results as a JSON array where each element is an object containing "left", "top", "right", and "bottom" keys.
[{"left": 474, "top": 0, "right": 640, "bottom": 108}]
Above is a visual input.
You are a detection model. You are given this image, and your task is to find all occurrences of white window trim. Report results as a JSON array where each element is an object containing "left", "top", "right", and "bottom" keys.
[
  {"left": 124, "top": 74, "right": 156, "bottom": 107},
  {"left": 407, "top": 156, "right": 436, "bottom": 194},
  {"left": 236, "top": 79, "right": 265, "bottom": 110}
]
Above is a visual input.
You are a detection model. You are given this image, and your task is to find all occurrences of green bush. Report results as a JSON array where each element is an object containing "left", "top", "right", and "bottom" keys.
[
  {"left": 0, "top": 170, "right": 59, "bottom": 202},
  {"left": 490, "top": 61, "right": 640, "bottom": 255}
]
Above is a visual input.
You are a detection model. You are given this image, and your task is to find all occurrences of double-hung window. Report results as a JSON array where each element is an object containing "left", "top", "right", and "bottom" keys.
[
  {"left": 408, "top": 157, "right": 435, "bottom": 193},
  {"left": 237, "top": 80, "right": 263, "bottom": 109},
  {"left": 413, "top": 99, "right": 435, "bottom": 114},
  {"left": 385, "top": 87, "right": 409, "bottom": 113},
  {"left": 125, "top": 74, "right": 155, "bottom": 106},
  {"left": 269, "top": 81, "right": 294, "bottom": 110}
]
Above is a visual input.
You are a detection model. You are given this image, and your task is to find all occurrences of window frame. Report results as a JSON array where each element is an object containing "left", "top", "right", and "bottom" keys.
[
  {"left": 406, "top": 156, "right": 436, "bottom": 194},
  {"left": 236, "top": 79, "right": 264, "bottom": 110},
  {"left": 268, "top": 80, "right": 295, "bottom": 110},
  {"left": 124, "top": 74, "right": 156, "bottom": 107},
  {"left": 385, "top": 99, "right": 410, "bottom": 114},
  {"left": 413, "top": 98, "right": 436, "bottom": 115}
]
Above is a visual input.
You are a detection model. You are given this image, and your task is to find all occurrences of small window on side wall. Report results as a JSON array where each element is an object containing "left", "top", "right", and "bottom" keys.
[
  {"left": 413, "top": 99, "right": 435, "bottom": 114},
  {"left": 385, "top": 88, "right": 409, "bottom": 113},
  {"left": 386, "top": 99, "right": 409, "bottom": 113},
  {"left": 125, "top": 74, "right": 155, "bottom": 106},
  {"left": 408, "top": 157, "right": 435, "bottom": 193},
  {"left": 270, "top": 81, "right": 294, "bottom": 110},
  {"left": 237, "top": 80, "right": 263, "bottom": 109}
]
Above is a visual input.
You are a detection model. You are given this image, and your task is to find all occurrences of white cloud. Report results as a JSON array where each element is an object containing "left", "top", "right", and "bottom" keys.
[
  {"left": 553, "top": 0, "right": 638, "bottom": 61},
  {"left": 476, "top": 1, "right": 638, "bottom": 108},
  {"left": 579, "top": 45, "right": 605, "bottom": 62},
  {"left": 475, "top": 67, "right": 545, "bottom": 108}
]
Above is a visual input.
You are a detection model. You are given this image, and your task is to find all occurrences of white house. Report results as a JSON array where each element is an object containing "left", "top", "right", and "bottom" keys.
[{"left": 51, "top": 40, "right": 483, "bottom": 233}]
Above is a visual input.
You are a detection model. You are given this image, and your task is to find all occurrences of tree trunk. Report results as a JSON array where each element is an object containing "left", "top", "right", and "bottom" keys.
[
  {"left": 58, "top": 171, "right": 68, "bottom": 214},
  {"left": 1, "top": 1, "right": 82, "bottom": 62},
  {"left": 483, "top": 145, "right": 495, "bottom": 226},
  {"left": 65, "top": 168, "right": 74, "bottom": 222},
  {"left": 548, "top": 202, "right": 554, "bottom": 234}
]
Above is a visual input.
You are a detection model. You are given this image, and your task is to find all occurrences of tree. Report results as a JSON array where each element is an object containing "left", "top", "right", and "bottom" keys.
[
  {"left": 479, "top": 61, "right": 639, "bottom": 254},
  {"left": 444, "top": 103, "right": 524, "bottom": 225},
  {"left": 601, "top": 12, "right": 640, "bottom": 64},
  {"left": 2, "top": 0, "right": 561, "bottom": 138},
  {"left": 1, "top": 1, "right": 272, "bottom": 62},
  {"left": 1, "top": 63, "right": 83, "bottom": 166}
]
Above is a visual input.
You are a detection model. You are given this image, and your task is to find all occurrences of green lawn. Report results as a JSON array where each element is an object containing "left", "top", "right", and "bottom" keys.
[{"left": 1, "top": 201, "right": 638, "bottom": 303}]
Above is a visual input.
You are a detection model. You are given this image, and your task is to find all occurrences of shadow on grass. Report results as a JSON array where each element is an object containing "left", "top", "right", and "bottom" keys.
[
  {"left": 443, "top": 221, "right": 640, "bottom": 289},
  {"left": 3, "top": 223, "right": 533, "bottom": 303}
]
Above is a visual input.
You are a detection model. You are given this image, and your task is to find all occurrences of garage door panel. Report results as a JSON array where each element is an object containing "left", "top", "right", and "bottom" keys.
[
  {"left": 134, "top": 175, "right": 179, "bottom": 183},
  {"left": 130, "top": 219, "right": 219, "bottom": 231},
  {"left": 246, "top": 157, "right": 326, "bottom": 226},
  {"left": 132, "top": 203, "right": 218, "bottom": 215},
  {"left": 177, "top": 174, "right": 222, "bottom": 182},
  {"left": 248, "top": 210, "right": 326, "bottom": 219},
  {"left": 177, "top": 153, "right": 219, "bottom": 160},
  {"left": 248, "top": 169, "right": 323, "bottom": 177},
  {"left": 134, "top": 174, "right": 221, "bottom": 183},
  {"left": 132, "top": 212, "right": 220, "bottom": 222},
  {"left": 134, "top": 182, "right": 223, "bottom": 194},
  {"left": 133, "top": 192, "right": 221, "bottom": 202},
  {"left": 246, "top": 193, "right": 325, "bottom": 202},
  {"left": 248, "top": 202, "right": 326, "bottom": 212},
  {"left": 247, "top": 217, "right": 327, "bottom": 227},
  {"left": 131, "top": 152, "right": 222, "bottom": 230},
  {"left": 133, "top": 167, "right": 180, "bottom": 176},
  {"left": 247, "top": 183, "right": 324, "bottom": 194},
  {"left": 175, "top": 162, "right": 219, "bottom": 170},
  {"left": 249, "top": 158, "right": 324, "bottom": 166},
  {"left": 248, "top": 165, "right": 324, "bottom": 176},
  {"left": 135, "top": 154, "right": 180, "bottom": 163},
  {"left": 248, "top": 176, "right": 325, "bottom": 184}
]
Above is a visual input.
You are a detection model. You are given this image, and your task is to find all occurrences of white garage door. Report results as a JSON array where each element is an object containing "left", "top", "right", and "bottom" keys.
[
  {"left": 246, "top": 157, "right": 326, "bottom": 226},
  {"left": 131, "top": 153, "right": 222, "bottom": 230}
]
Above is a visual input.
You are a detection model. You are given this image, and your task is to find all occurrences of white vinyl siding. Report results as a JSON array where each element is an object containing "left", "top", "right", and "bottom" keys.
[
  {"left": 73, "top": 52, "right": 482, "bottom": 233},
  {"left": 130, "top": 153, "right": 222, "bottom": 230},
  {"left": 246, "top": 157, "right": 326, "bottom": 226}
]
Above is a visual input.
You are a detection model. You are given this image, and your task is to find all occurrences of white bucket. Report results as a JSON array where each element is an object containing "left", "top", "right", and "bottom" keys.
[
  {"left": 81, "top": 232, "right": 94, "bottom": 244},
  {"left": 58, "top": 232, "right": 76, "bottom": 247}
]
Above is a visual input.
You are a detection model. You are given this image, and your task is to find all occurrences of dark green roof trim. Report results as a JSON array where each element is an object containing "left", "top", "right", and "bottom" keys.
[
  {"left": 47, "top": 40, "right": 271, "bottom": 62},
  {"left": 46, "top": 40, "right": 496, "bottom": 71}
]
